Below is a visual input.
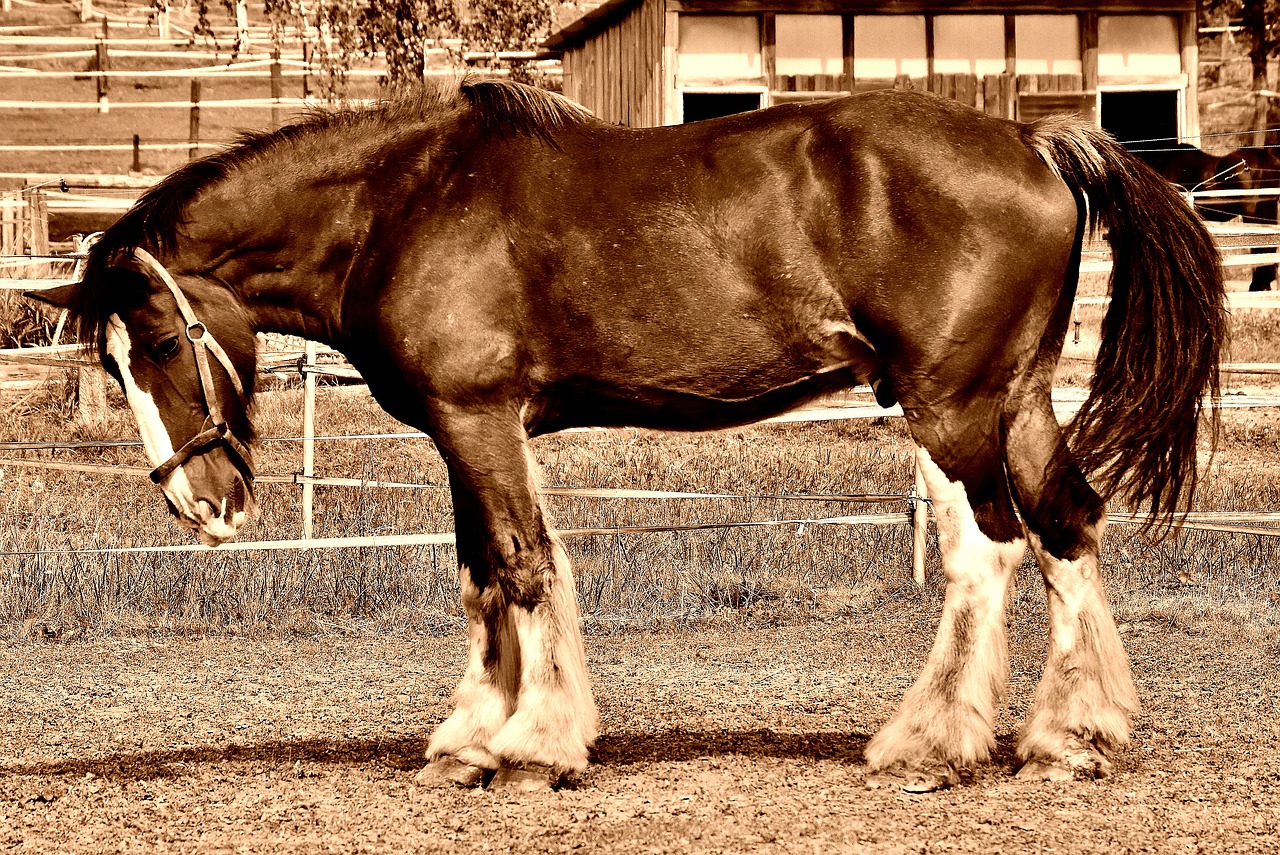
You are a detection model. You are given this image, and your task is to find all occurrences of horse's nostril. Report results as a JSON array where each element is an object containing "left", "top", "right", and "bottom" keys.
[{"left": 195, "top": 500, "right": 217, "bottom": 523}]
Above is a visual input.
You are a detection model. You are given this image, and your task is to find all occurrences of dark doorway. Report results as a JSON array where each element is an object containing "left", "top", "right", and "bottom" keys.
[
  {"left": 1100, "top": 89, "right": 1180, "bottom": 146},
  {"left": 682, "top": 92, "right": 763, "bottom": 123}
]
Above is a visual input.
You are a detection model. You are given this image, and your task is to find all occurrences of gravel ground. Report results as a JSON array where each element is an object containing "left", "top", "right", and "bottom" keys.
[{"left": 2, "top": 599, "right": 1279, "bottom": 854}]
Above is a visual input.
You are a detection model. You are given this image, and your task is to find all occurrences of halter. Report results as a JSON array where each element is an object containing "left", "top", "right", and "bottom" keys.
[{"left": 130, "top": 248, "right": 255, "bottom": 489}]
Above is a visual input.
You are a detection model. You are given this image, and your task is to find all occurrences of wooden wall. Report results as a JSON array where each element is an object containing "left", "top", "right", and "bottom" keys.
[
  {"left": 666, "top": 1, "right": 1193, "bottom": 13},
  {"left": 561, "top": 0, "right": 666, "bottom": 128},
  {"left": 555, "top": 2, "right": 1196, "bottom": 133}
]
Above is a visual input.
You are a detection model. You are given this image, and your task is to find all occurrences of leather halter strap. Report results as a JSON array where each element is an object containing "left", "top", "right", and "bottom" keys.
[{"left": 130, "top": 249, "right": 254, "bottom": 487}]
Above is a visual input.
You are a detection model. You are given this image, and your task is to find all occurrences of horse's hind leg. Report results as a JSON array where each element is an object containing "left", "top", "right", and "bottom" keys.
[
  {"left": 1003, "top": 389, "right": 1139, "bottom": 780},
  {"left": 865, "top": 408, "right": 1026, "bottom": 791},
  {"left": 421, "top": 408, "right": 597, "bottom": 788}
]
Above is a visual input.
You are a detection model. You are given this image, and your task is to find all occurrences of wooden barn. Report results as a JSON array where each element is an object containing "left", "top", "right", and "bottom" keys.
[{"left": 543, "top": 0, "right": 1200, "bottom": 145}]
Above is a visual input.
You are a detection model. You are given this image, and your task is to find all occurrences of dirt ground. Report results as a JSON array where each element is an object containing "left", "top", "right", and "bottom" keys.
[{"left": 2, "top": 598, "right": 1279, "bottom": 854}]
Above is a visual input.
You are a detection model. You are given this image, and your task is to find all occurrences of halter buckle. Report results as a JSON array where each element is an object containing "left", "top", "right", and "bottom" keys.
[{"left": 186, "top": 321, "right": 208, "bottom": 343}]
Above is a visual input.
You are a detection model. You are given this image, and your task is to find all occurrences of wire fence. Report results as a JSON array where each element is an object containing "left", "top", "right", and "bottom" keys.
[
  {"left": 5, "top": 157, "right": 1280, "bottom": 570},
  {"left": 4, "top": 337, "right": 1280, "bottom": 566}
]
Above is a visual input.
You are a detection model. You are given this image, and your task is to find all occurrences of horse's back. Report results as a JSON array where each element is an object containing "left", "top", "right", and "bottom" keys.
[{"left": 360, "top": 89, "right": 1081, "bottom": 433}]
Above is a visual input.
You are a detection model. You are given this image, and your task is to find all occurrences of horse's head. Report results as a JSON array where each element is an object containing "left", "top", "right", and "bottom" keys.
[{"left": 33, "top": 248, "right": 258, "bottom": 546}]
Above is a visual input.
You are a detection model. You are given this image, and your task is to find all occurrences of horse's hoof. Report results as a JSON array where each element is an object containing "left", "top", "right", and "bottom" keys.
[
  {"left": 1016, "top": 749, "right": 1112, "bottom": 782},
  {"left": 488, "top": 762, "right": 561, "bottom": 792},
  {"left": 1015, "top": 760, "right": 1073, "bottom": 782},
  {"left": 416, "top": 755, "right": 490, "bottom": 789},
  {"left": 866, "top": 762, "right": 958, "bottom": 793}
]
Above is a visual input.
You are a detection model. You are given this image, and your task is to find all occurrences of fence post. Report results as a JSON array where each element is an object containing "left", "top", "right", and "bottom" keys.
[
  {"left": 71, "top": 225, "right": 109, "bottom": 428},
  {"left": 96, "top": 21, "right": 110, "bottom": 114},
  {"left": 271, "top": 58, "right": 283, "bottom": 129},
  {"left": 235, "top": 0, "right": 249, "bottom": 54},
  {"left": 0, "top": 194, "right": 13, "bottom": 254},
  {"left": 73, "top": 365, "right": 110, "bottom": 432},
  {"left": 11, "top": 191, "right": 27, "bottom": 255},
  {"left": 188, "top": 79, "right": 201, "bottom": 160},
  {"left": 301, "top": 340, "right": 317, "bottom": 539},
  {"left": 132, "top": 134, "right": 142, "bottom": 173},
  {"left": 302, "top": 42, "right": 311, "bottom": 100},
  {"left": 910, "top": 453, "right": 928, "bottom": 587},
  {"left": 30, "top": 190, "right": 48, "bottom": 255},
  {"left": 14, "top": 189, "right": 49, "bottom": 257}
]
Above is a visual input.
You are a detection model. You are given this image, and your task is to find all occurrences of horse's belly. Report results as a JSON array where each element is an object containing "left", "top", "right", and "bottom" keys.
[{"left": 530, "top": 320, "right": 882, "bottom": 434}]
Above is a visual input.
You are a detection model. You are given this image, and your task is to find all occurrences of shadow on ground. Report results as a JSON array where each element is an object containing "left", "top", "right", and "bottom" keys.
[{"left": 0, "top": 729, "right": 1044, "bottom": 786}]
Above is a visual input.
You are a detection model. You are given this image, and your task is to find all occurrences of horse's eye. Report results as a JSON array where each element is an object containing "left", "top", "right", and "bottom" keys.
[{"left": 153, "top": 336, "right": 182, "bottom": 363}]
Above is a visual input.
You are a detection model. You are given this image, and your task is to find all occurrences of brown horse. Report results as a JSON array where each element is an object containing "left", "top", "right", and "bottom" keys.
[
  {"left": 1133, "top": 141, "right": 1278, "bottom": 291},
  {"left": 31, "top": 81, "right": 1224, "bottom": 792}
]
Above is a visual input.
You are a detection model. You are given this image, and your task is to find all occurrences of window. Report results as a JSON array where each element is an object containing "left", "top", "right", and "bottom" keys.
[
  {"left": 682, "top": 91, "right": 765, "bottom": 123},
  {"left": 776, "top": 15, "right": 843, "bottom": 78},
  {"left": 1100, "top": 89, "right": 1179, "bottom": 144},
  {"left": 933, "top": 15, "right": 1006, "bottom": 77},
  {"left": 852, "top": 15, "right": 926, "bottom": 80},
  {"left": 1098, "top": 15, "right": 1181, "bottom": 79},
  {"left": 678, "top": 15, "right": 762, "bottom": 83},
  {"left": 1015, "top": 15, "right": 1082, "bottom": 76}
]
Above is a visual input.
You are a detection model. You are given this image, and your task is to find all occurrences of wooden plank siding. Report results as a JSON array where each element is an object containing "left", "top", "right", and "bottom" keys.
[
  {"left": 552, "top": 0, "right": 1192, "bottom": 129},
  {"left": 666, "top": 1, "right": 1193, "bottom": 13},
  {"left": 561, "top": 0, "right": 666, "bottom": 127},
  {"left": 1016, "top": 73, "right": 1095, "bottom": 123},
  {"left": 1179, "top": 10, "right": 1200, "bottom": 143}
]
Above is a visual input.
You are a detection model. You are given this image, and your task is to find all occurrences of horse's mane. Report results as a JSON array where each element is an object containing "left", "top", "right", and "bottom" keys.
[{"left": 72, "top": 80, "right": 592, "bottom": 348}]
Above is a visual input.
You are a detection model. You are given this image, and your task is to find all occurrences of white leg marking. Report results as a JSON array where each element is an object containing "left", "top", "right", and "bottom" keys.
[
  {"left": 866, "top": 448, "right": 1025, "bottom": 774},
  {"left": 486, "top": 536, "right": 598, "bottom": 773},
  {"left": 1019, "top": 526, "right": 1138, "bottom": 778},
  {"left": 426, "top": 566, "right": 512, "bottom": 770}
]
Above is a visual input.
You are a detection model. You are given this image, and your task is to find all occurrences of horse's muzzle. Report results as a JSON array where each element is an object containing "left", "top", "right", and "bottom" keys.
[{"left": 159, "top": 450, "right": 256, "bottom": 547}]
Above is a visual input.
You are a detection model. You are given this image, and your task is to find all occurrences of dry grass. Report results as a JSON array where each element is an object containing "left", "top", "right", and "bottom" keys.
[
  {"left": 2, "top": 263, "right": 1279, "bottom": 637},
  {"left": 0, "top": 381, "right": 926, "bottom": 634},
  {"left": 1, "top": 359, "right": 1279, "bottom": 639}
]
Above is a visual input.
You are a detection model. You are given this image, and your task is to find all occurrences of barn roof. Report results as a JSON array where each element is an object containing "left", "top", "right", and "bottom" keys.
[{"left": 543, "top": 0, "right": 644, "bottom": 51}]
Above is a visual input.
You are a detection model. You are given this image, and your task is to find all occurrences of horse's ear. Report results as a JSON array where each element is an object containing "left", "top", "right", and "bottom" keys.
[{"left": 24, "top": 281, "right": 78, "bottom": 309}]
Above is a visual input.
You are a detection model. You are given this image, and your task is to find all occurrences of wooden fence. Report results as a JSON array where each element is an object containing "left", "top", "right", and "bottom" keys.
[{"left": 0, "top": 189, "right": 48, "bottom": 256}]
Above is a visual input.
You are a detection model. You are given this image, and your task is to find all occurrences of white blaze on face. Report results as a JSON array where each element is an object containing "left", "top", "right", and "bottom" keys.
[{"left": 105, "top": 314, "right": 242, "bottom": 542}]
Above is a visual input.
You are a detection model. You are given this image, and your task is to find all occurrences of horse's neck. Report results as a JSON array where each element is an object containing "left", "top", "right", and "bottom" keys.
[
  {"left": 190, "top": 171, "right": 374, "bottom": 348},
  {"left": 252, "top": 298, "right": 342, "bottom": 347}
]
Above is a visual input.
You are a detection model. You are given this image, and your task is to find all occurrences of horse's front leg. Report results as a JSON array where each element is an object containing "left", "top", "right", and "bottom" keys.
[
  {"left": 418, "top": 485, "right": 519, "bottom": 787},
  {"left": 419, "top": 409, "right": 597, "bottom": 790}
]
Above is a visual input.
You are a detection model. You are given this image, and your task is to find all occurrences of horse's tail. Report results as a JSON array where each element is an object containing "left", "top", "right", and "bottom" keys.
[{"left": 1022, "top": 116, "right": 1226, "bottom": 531}]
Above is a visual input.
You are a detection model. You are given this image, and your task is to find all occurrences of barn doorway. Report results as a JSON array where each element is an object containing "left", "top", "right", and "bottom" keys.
[
  {"left": 1100, "top": 89, "right": 1180, "bottom": 146},
  {"left": 681, "top": 91, "right": 764, "bottom": 123}
]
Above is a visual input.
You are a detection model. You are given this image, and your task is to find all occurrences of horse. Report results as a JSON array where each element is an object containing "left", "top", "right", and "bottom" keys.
[
  {"left": 1133, "top": 141, "right": 1278, "bottom": 291},
  {"left": 29, "top": 80, "right": 1224, "bottom": 792}
]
